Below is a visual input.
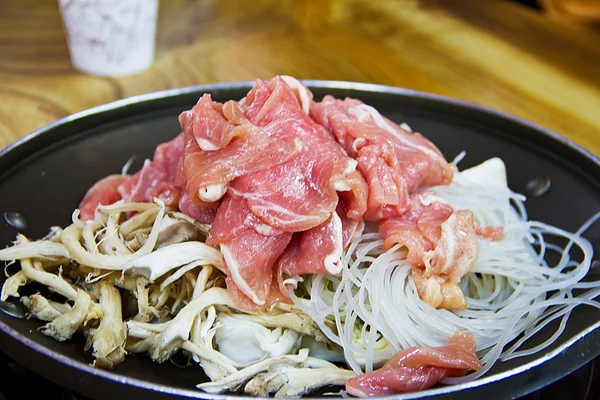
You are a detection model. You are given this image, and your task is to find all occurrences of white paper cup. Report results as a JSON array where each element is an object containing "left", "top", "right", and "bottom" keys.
[{"left": 59, "top": 0, "right": 159, "bottom": 77}]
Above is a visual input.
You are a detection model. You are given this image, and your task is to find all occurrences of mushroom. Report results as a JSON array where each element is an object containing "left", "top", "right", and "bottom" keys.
[
  {"left": 39, "top": 289, "right": 102, "bottom": 342},
  {"left": 21, "top": 293, "right": 71, "bottom": 321},
  {"left": 156, "top": 213, "right": 207, "bottom": 248},
  {"left": 196, "top": 349, "right": 310, "bottom": 394},
  {"left": 244, "top": 358, "right": 355, "bottom": 398},
  {"left": 86, "top": 281, "right": 127, "bottom": 369},
  {"left": 128, "top": 242, "right": 223, "bottom": 282}
]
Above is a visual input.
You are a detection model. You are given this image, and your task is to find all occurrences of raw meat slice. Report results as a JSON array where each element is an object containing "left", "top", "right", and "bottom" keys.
[
  {"left": 229, "top": 77, "right": 367, "bottom": 232},
  {"left": 207, "top": 194, "right": 284, "bottom": 245},
  {"left": 311, "top": 95, "right": 455, "bottom": 219},
  {"left": 118, "top": 134, "right": 185, "bottom": 207},
  {"left": 191, "top": 77, "right": 367, "bottom": 307},
  {"left": 278, "top": 211, "right": 344, "bottom": 279},
  {"left": 78, "top": 174, "right": 128, "bottom": 220},
  {"left": 207, "top": 193, "right": 292, "bottom": 306},
  {"left": 178, "top": 191, "right": 217, "bottom": 223},
  {"left": 346, "top": 332, "right": 481, "bottom": 397},
  {"left": 379, "top": 192, "right": 478, "bottom": 310},
  {"left": 378, "top": 192, "right": 453, "bottom": 264},
  {"left": 227, "top": 268, "right": 293, "bottom": 313},
  {"left": 180, "top": 95, "right": 304, "bottom": 206}
]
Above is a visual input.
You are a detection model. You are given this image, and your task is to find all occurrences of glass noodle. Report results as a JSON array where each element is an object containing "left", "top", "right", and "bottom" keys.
[{"left": 290, "top": 159, "right": 600, "bottom": 382}]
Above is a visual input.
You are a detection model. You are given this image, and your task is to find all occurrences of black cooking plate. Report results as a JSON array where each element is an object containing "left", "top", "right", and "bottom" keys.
[{"left": 0, "top": 82, "right": 599, "bottom": 400}]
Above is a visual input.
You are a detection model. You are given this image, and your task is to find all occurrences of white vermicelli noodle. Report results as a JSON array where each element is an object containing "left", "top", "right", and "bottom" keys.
[{"left": 290, "top": 160, "right": 600, "bottom": 383}]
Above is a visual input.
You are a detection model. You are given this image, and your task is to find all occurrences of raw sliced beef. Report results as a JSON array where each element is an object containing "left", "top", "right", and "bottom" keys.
[
  {"left": 207, "top": 194, "right": 284, "bottom": 244},
  {"left": 378, "top": 192, "right": 453, "bottom": 265},
  {"left": 219, "top": 227, "right": 292, "bottom": 306},
  {"left": 178, "top": 190, "right": 217, "bottom": 223},
  {"left": 113, "top": 133, "right": 217, "bottom": 223},
  {"left": 311, "top": 96, "right": 488, "bottom": 310},
  {"left": 227, "top": 268, "right": 293, "bottom": 313},
  {"left": 346, "top": 332, "right": 481, "bottom": 397}
]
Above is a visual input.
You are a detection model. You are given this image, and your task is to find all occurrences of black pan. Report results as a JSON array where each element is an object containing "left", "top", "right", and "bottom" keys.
[{"left": 0, "top": 81, "right": 598, "bottom": 400}]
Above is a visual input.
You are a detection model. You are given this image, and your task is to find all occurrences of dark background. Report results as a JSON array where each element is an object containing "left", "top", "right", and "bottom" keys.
[{"left": 514, "top": 0, "right": 542, "bottom": 9}]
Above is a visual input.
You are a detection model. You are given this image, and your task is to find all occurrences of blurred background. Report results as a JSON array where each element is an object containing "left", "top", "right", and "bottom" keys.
[{"left": 0, "top": 0, "right": 599, "bottom": 156}]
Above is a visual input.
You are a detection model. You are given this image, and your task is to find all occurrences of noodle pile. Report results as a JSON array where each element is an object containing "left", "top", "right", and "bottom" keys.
[
  {"left": 290, "top": 159, "right": 600, "bottom": 381},
  {"left": 0, "top": 157, "right": 598, "bottom": 396}
]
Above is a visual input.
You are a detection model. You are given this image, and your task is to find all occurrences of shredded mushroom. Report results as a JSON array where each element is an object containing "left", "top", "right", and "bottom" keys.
[{"left": 0, "top": 198, "right": 352, "bottom": 396}]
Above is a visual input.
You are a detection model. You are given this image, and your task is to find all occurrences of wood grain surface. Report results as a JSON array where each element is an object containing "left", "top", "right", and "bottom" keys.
[{"left": 1, "top": 0, "right": 599, "bottom": 155}]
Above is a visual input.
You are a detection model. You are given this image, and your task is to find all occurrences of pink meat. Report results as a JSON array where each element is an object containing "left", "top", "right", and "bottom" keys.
[
  {"left": 310, "top": 95, "right": 493, "bottom": 311},
  {"left": 346, "top": 332, "right": 482, "bottom": 397},
  {"left": 277, "top": 202, "right": 362, "bottom": 297},
  {"left": 378, "top": 191, "right": 453, "bottom": 265},
  {"left": 475, "top": 224, "right": 504, "bottom": 241},
  {"left": 207, "top": 194, "right": 284, "bottom": 244},
  {"left": 118, "top": 134, "right": 185, "bottom": 207},
  {"left": 227, "top": 148, "right": 346, "bottom": 232},
  {"left": 78, "top": 174, "right": 128, "bottom": 220},
  {"left": 114, "top": 133, "right": 216, "bottom": 223},
  {"left": 179, "top": 95, "right": 241, "bottom": 151},
  {"left": 218, "top": 228, "right": 292, "bottom": 306},
  {"left": 278, "top": 211, "right": 344, "bottom": 278},
  {"left": 207, "top": 194, "right": 292, "bottom": 306},
  {"left": 379, "top": 192, "right": 478, "bottom": 310},
  {"left": 180, "top": 97, "right": 303, "bottom": 207},
  {"left": 178, "top": 191, "right": 217, "bottom": 223},
  {"left": 182, "top": 77, "right": 367, "bottom": 308},
  {"left": 356, "top": 144, "right": 409, "bottom": 220},
  {"left": 311, "top": 95, "right": 455, "bottom": 220},
  {"left": 337, "top": 199, "right": 364, "bottom": 248},
  {"left": 230, "top": 77, "right": 367, "bottom": 232},
  {"left": 227, "top": 268, "right": 294, "bottom": 313}
]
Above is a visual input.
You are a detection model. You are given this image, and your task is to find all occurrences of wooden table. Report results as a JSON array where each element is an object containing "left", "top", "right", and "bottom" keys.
[{"left": 1, "top": 0, "right": 599, "bottom": 155}]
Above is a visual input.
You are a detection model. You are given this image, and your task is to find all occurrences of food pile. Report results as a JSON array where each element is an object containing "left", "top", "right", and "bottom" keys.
[{"left": 1, "top": 76, "right": 597, "bottom": 397}]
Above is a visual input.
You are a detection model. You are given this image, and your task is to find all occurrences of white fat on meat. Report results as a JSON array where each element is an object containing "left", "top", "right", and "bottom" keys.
[
  {"left": 198, "top": 184, "right": 227, "bottom": 202},
  {"left": 280, "top": 76, "right": 312, "bottom": 115},
  {"left": 399, "top": 122, "right": 413, "bottom": 132},
  {"left": 252, "top": 222, "right": 281, "bottom": 237},
  {"left": 282, "top": 276, "right": 303, "bottom": 290},
  {"left": 220, "top": 243, "right": 264, "bottom": 305},
  {"left": 418, "top": 210, "right": 479, "bottom": 310},
  {"left": 323, "top": 212, "right": 344, "bottom": 275},
  {"left": 351, "top": 137, "right": 368, "bottom": 154},
  {"left": 410, "top": 159, "right": 507, "bottom": 310},
  {"left": 332, "top": 159, "right": 359, "bottom": 192},
  {"left": 417, "top": 191, "right": 448, "bottom": 207},
  {"left": 354, "top": 103, "right": 446, "bottom": 163},
  {"left": 215, "top": 314, "right": 301, "bottom": 364},
  {"left": 195, "top": 137, "right": 220, "bottom": 151},
  {"left": 423, "top": 211, "right": 479, "bottom": 279}
]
